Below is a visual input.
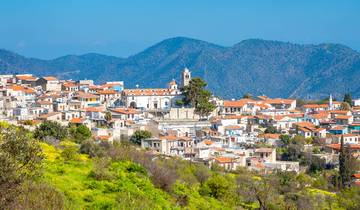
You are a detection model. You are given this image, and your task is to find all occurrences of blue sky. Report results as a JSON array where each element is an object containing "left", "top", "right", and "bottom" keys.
[{"left": 1, "top": 0, "right": 359, "bottom": 59}]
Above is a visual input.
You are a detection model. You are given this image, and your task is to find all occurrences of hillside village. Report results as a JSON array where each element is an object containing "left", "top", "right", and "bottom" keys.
[{"left": 1, "top": 68, "right": 360, "bottom": 186}]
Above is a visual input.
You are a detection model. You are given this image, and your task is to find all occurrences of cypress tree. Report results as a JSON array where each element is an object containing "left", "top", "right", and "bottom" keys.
[
  {"left": 339, "top": 135, "right": 354, "bottom": 189},
  {"left": 339, "top": 135, "right": 346, "bottom": 189},
  {"left": 343, "top": 93, "right": 352, "bottom": 107}
]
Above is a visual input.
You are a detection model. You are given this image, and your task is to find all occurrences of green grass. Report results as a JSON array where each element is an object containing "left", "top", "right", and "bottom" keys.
[{"left": 41, "top": 144, "right": 176, "bottom": 209}]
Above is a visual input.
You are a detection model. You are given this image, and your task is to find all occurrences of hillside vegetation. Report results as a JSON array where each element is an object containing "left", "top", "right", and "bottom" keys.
[{"left": 1, "top": 122, "right": 360, "bottom": 209}]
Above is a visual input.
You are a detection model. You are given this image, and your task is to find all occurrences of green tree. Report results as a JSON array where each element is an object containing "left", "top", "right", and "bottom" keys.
[
  {"left": 130, "top": 130, "right": 152, "bottom": 145},
  {"left": 265, "top": 125, "right": 278, "bottom": 134},
  {"left": 343, "top": 93, "right": 352, "bottom": 107},
  {"left": 181, "top": 77, "right": 216, "bottom": 117},
  {"left": 281, "top": 135, "right": 305, "bottom": 161},
  {"left": 0, "top": 125, "right": 43, "bottom": 208},
  {"left": 34, "top": 121, "right": 68, "bottom": 141},
  {"left": 69, "top": 124, "right": 92, "bottom": 143},
  {"left": 201, "top": 173, "right": 231, "bottom": 199},
  {"left": 339, "top": 135, "right": 355, "bottom": 189},
  {"left": 280, "top": 134, "right": 291, "bottom": 145},
  {"left": 175, "top": 99, "right": 184, "bottom": 107}
]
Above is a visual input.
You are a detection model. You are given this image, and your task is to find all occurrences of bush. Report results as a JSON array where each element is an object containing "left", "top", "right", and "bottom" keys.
[
  {"left": 130, "top": 130, "right": 152, "bottom": 145},
  {"left": 60, "top": 141, "right": 79, "bottom": 161},
  {"left": 265, "top": 126, "right": 278, "bottom": 134},
  {"left": 69, "top": 124, "right": 91, "bottom": 144},
  {"left": 201, "top": 173, "right": 231, "bottom": 199},
  {"left": 80, "top": 140, "right": 105, "bottom": 158},
  {"left": 34, "top": 121, "right": 68, "bottom": 141},
  {"left": 0, "top": 126, "right": 43, "bottom": 208}
]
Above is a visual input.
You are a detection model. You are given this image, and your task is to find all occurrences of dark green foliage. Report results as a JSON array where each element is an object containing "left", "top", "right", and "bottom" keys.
[
  {"left": 280, "top": 135, "right": 306, "bottom": 161},
  {"left": 181, "top": 77, "right": 216, "bottom": 117},
  {"left": 265, "top": 125, "right": 278, "bottom": 134},
  {"left": 343, "top": 93, "right": 352, "bottom": 106},
  {"left": 69, "top": 124, "right": 92, "bottom": 143},
  {"left": 339, "top": 136, "right": 356, "bottom": 189},
  {"left": 280, "top": 134, "right": 291, "bottom": 145},
  {"left": 309, "top": 156, "right": 326, "bottom": 173},
  {"left": 201, "top": 173, "right": 231, "bottom": 199},
  {"left": 34, "top": 121, "right": 68, "bottom": 141},
  {"left": 175, "top": 99, "right": 184, "bottom": 106},
  {"left": 1, "top": 38, "right": 360, "bottom": 99},
  {"left": 130, "top": 130, "right": 152, "bottom": 145}
]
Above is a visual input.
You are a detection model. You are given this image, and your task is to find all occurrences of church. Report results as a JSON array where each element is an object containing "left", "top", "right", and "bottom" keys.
[{"left": 121, "top": 68, "right": 191, "bottom": 110}]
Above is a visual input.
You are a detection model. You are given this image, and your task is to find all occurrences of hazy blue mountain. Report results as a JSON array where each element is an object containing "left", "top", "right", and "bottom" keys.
[{"left": 1, "top": 37, "right": 360, "bottom": 99}]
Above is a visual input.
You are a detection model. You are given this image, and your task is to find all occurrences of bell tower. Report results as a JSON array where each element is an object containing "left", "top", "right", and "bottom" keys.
[
  {"left": 328, "top": 94, "right": 333, "bottom": 110},
  {"left": 181, "top": 67, "right": 191, "bottom": 87}
]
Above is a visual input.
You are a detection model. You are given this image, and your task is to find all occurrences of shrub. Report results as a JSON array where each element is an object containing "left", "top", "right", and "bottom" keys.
[{"left": 34, "top": 121, "right": 68, "bottom": 141}]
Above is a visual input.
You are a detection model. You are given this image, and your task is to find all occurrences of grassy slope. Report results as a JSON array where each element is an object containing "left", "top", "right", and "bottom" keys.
[
  {"left": 39, "top": 143, "right": 346, "bottom": 210},
  {"left": 40, "top": 143, "right": 176, "bottom": 209}
]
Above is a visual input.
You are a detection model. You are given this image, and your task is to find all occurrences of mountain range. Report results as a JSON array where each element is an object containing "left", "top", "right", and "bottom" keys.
[{"left": 1, "top": 37, "right": 360, "bottom": 99}]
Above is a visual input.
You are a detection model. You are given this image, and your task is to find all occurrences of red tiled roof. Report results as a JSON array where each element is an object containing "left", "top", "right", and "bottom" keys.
[
  {"left": 303, "top": 104, "right": 328, "bottom": 109},
  {"left": 63, "top": 82, "right": 77, "bottom": 87},
  {"left": 203, "top": 139, "right": 214, "bottom": 146},
  {"left": 262, "top": 133, "right": 281, "bottom": 139},
  {"left": 223, "top": 99, "right": 253, "bottom": 107},
  {"left": 43, "top": 76, "right": 58, "bottom": 81},
  {"left": 74, "top": 91, "right": 99, "bottom": 99},
  {"left": 225, "top": 125, "right": 242, "bottom": 130},
  {"left": 8, "top": 85, "right": 36, "bottom": 94},
  {"left": 159, "top": 135, "right": 178, "bottom": 141},
  {"left": 97, "top": 135, "right": 111, "bottom": 141},
  {"left": 214, "top": 156, "right": 234, "bottom": 163},
  {"left": 326, "top": 144, "right": 360, "bottom": 150},
  {"left": 16, "top": 75, "right": 37, "bottom": 81},
  {"left": 352, "top": 174, "right": 360, "bottom": 179},
  {"left": 294, "top": 121, "right": 316, "bottom": 128},
  {"left": 330, "top": 126, "right": 346, "bottom": 131},
  {"left": 262, "top": 98, "right": 295, "bottom": 105},
  {"left": 335, "top": 115, "right": 352, "bottom": 120},
  {"left": 123, "top": 88, "right": 175, "bottom": 96},
  {"left": 83, "top": 107, "right": 104, "bottom": 112},
  {"left": 70, "top": 118, "right": 85, "bottom": 124},
  {"left": 97, "top": 90, "right": 118, "bottom": 94},
  {"left": 38, "top": 112, "right": 61, "bottom": 119},
  {"left": 111, "top": 108, "right": 139, "bottom": 115},
  {"left": 329, "top": 110, "right": 350, "bottom": 115},
  {"left": 255, "top": 148, "right": 274, "bottom": 153}
]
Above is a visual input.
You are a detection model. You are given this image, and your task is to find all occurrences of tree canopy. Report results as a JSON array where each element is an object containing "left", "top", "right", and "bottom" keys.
[
  {"left": 343, "top": 93, "right": 352, "bottom": 107},
  {"left": 130, "top": 130, "right": 152, "bottom": 145},
  {"left": 34, "top": 121, "right": 68, "bottom": 141},
  {"left": 181, "top": 77, "right": 216, "bottom": 117}
]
